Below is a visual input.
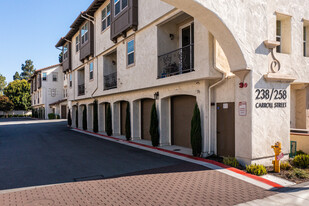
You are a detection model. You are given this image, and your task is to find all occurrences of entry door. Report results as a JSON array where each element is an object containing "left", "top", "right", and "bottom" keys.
[
  {"left": 61, "top": 105, "right": 67, "bottom": 119},
  {"left": 141, "top": 99, "right": 155, "bottom": 140},
  {"left": 180, "top": 22, "right": 194, "bottom": 72},
  {"left": 171, "top": 95, "right": 196, "bottom": 148},
  {"left": 217, "top": 103, "right": 235, "bottom": 157},
  {"left": 120, "top": 102, "right": 127, "bottom": 136}
]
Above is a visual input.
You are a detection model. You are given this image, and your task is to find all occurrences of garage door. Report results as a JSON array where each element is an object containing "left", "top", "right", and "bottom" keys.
[
  {"left": 141, "top": 99, "right": 155, "bottom": 141},
  {"left": 171, "top": 95, "right": 196, "bottom": 148}
]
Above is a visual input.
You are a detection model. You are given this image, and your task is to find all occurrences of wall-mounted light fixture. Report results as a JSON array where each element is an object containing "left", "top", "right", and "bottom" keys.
[
  {"left": 169, "top": 34, "right": 175, "bottom": 40},
  {"left": 112, "top": 60, "right": 116, "bottom": 65},
  {"left": 154, "top": 92, "right": 159, "bottom": 100}
]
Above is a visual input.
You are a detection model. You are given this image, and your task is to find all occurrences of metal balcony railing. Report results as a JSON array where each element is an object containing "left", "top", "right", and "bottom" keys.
[
  {"left": 104, "top": 72, "right": 117, "bottom": 90},
  {"left": 158, "top": 44, "right": 194, "bottom": 79},
  {"left": 78, "top": 84, "right": 85, "bottom": 96}
]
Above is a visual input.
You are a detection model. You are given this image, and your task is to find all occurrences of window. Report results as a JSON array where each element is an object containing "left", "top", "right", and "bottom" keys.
[
  {"left": 127, "top": 39, "right": 135, "bottom": 66},
  {"left": 63, "top": 44, "right": 68, "bottom": 59},
  {"left": 43, "top": 73, "right": 47, "bottom": 81},
  {"left": 52, "top": 72, "right": 58, "bottom": 82},
  {"left": 69, "top": 73, "right": 72, "bottom": 88},
  {"left": 81, "top": 23, "right": 89, "bottom": 44},
  {"left": 76, "top": 35, "right": 80, "bottom": 52},
  {"left": 89, "top": 62, "right": 94, "bottom": 80},
  {"left": 102, "top": 4, "right": 111, "bottom": 31},
  {"left": 276, "top": 20, "right": 281, "bottom": 53},
  {"left": 114, "top": 0, "right": 128, "bottom": 16}
]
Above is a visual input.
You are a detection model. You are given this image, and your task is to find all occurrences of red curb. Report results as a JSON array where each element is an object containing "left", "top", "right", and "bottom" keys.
[{"left": 74, "top": 128, "right": 284, "bottom": 189}]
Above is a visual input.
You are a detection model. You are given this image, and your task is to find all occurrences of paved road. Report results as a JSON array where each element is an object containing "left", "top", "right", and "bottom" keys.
[{"left": 0, "top": 119, "right": 183, "bottom": 190}]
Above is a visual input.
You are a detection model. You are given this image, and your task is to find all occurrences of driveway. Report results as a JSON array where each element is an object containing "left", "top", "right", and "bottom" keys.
[{"left": 0, "top": 119, "right": 278, "bottom": 205}]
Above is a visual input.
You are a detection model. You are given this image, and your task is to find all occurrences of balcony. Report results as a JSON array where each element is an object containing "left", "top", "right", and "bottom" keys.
[
  {"left": 158, "top": 44, "right": 194, "bottom": 79},
  {"left": 78, "top": 84, "right": 85, "bottom": 96},
  {"left": 104, "top": 72, "right": 117, "bottom": 90}
]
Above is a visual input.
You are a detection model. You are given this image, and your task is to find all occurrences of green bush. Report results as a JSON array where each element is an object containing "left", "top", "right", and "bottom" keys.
[
  {"left": 223, "top": 157, "right": 239, "bottom": 168},
  {"left": 280, "top": 161, "right": 292, "bottom": 170},
  {"left": 246, "top": 164, "right": 267, "bottom": 176},
  {"left": 93, "top": 100, "right": 98, "bottom": 133},
  {"left": 125, "top": 102, "right": 131, "bottom": 141},
  {"left": 287, "top": 168, "right": 309, "bottom": 179},
  {"left": 191, "top": 104, "right": 202, "bottom": 157},
  {"left": 296, "top": 150, "right": 307, "bottom": 155},
  {"left": 48, "top": 113, "right": 56, "bottom": 119},
  {"left": 105, "top": 104, "right": 113, "bottom": 136},
  {"left": 68, "top": 109, "right": 72, "bottom": 127},
  {"left": 149, "top": 103, "right": 159, "bottom": 147},
  {"left": 82, "top": 106, "right": 87, "bottom": 130},
  {"left": 56, "top": 115, "right": 60, "bottom": 119},
  {"left": 293, "top": 154, "right": 309, "bottom": 169}
]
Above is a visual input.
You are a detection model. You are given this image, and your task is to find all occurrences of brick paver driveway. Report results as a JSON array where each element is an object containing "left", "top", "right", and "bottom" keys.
[{"left": 0, "top": 119, "right": 277, "bottom": 205}]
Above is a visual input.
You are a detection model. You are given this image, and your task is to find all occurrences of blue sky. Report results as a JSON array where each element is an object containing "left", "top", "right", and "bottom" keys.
[{"left": 0, "top": 0, "right": 93, "bottom": 83}]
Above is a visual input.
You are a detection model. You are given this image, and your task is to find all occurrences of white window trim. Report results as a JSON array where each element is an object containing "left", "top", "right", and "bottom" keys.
[
  {"left": 76, "top": 35, "right": 80, "bottom": 52},
  {"left": 89, "top": 62, "right": 94, "bottom": 80},
  {"left": 81, "top": 23, "right": 89, "bottom": 44},
  {"left": 114, "top": 0, "right": 128, "bottom": 17},
  {"left": 102, "top": 3, "right": 111, "bottom": 32},
  {"left": 127, "top": 38, "right": 135, "bottom": 67},
  {"left": 276, "top": 20, "right": 282, "bottom": 53}
]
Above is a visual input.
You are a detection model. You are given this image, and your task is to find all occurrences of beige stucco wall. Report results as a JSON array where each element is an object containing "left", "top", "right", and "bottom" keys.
[{"left": 291, "top": 134, "right": 309, "bottom": 154}]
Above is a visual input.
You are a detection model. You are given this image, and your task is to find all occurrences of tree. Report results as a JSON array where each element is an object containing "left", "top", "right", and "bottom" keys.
[
  {"left": 0, "top": 96, "right": 14, "bottom": 116},
  {"left": 68, "top": 109, "right": 72, "bottom": 127},
  {"left": 20, "top": 60, "right": 35, "bottom": 80},
  {"left": 105, "top": 104, "right": 113, "bottom": 136},
  {"left": 82, "top": 105, "right": 87, "bottom": 130},
  {"left": 4, "top": 80, "right": 31, "bottom": 111},
  {"left": 59, "top": 52, "right": 63, "bottom": 63},
  {"left": 93, "top": 100, "right": 99, "bottom": 133},
  {"left": 125, "top": 102, "right": 131, "bottom": 140},
  {"left": 149, "top": 103, "right": 159, "bottom": 147},
  {"left": 191, "top": 104, "right": 202, "bottom": 157},
  {"left": 13, "top": 72, "right": 21, "bottom": 81},
  {"left": 0, "top": 74, "right": 7, "bottom": 96},
  {"left": 76, "top": 108, "right": 79, "bottom": 128}
]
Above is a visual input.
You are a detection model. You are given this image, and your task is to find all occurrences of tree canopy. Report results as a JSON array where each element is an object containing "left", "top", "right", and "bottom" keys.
[
  {"left": 0, "top": 74, "right": 7, "bottom": 95},
  {"left": 13, "top": 72, "right": 21, "bottom": 80},
  {"left": 20, "top": 60, "right": 35, "bottom": 80},
  {"left": 0, "top": 96, "right": 14, "bottom": 113},
  {"left": 4, "top": 80, "right": 31, "bottom": 111}
]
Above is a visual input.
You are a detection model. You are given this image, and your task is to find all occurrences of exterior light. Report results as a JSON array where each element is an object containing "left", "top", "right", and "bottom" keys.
[{"left": 154, "top": 92, "right": 159, "bottom": 100}]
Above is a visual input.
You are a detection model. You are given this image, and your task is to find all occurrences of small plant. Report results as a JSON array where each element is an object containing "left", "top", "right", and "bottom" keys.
[
  {"left": 191, "top": 104, "right": 202, "bottom": 157},
  {"left": 292, "top": 168, "right": 309, "bottom": 179},
  {"left": 68, "top": 109, "right": 72, "bottom": 127},
  {"left": 56, "top": 115, "right": 60, "bottom": 119},
  {"left": 105, "top": 104, "right": 113, "bottom": 136},
  {"left": 223, "top": 157, "right": 239, "bottom": 168},
  {"left": 93, "top": 100, "right": 98, "bottom": 133},
  {"left": 125, "top": 102, "right": 131, "bottom": 141},
  {"left": 82, "top": 106, "right": 87, "bottom": 130},
  {"left": 296, "top": 150, "right": 307, "bottom": 155},
  {"left": 149, "top": 103, "right": 159, "bottom": 147},
  {"left": 246, "top": 164, "right": 267, "bottom": 176},
  {"left": 293, "top": 154, "right": 309, "bottom": 169},
  {"left": 48, "top": 113, "right": 56, "bottom": 119},
  {"left": 280, "top": 161, "right": 292, "bottom": 170}
]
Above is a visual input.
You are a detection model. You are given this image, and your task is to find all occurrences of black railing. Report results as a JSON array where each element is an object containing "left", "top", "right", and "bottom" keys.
[
  {"left": 104, "top": 72, "right": 117, "bottom": 90},
  {"left": 78, "top": 84, "right": 85, "bottom": 96},
  {"left": 158, "top": 44, "right": 194, "bottom": 79}
]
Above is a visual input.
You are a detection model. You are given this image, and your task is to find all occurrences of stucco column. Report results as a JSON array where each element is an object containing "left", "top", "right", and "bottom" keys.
[
  {"left": 132, "top": 100, "right": 141, "bottom": 140},
  {"left": 159, "top": 97, "right": 170, "bottom": 146},
  {"left": 112, "top": 102, "right": 120, "bottom": 135}
]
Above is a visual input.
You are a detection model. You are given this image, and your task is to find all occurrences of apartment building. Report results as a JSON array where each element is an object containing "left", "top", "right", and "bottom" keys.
[
  {"left": 55, "top": 0, "right": 309, "bottom": 165},
  {"left": 30, "top": 64, "right": 67, "bottom": 119}
]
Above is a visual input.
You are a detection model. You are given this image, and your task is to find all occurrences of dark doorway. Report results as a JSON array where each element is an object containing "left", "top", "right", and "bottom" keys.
[
  {"left": 217, "top": 103, "right": 235, "bottom": 157},
  {"left": 120, "top": 101, "right": 128, "bottom": 136},
  {"left": 141, "top": 99, "right": 155, "bottom": 141},
  {"left": 171, "top": 95, "right": 196, "bottom": 148},
  {"left": 61, "top": 105, "right": 67, "bottom": 119}
]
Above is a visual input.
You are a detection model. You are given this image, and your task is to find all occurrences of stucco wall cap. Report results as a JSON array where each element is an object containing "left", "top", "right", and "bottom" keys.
[
  {"left": 264, "top": 40, "right": 280, "bottom": 49},
  {"left": 264, "top": 73, "right": 296, "bottom": 83}
]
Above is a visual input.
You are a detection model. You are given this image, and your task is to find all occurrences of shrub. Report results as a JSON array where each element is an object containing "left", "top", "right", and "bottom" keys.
[
  {"left": 293, "top": 154, "right": 309, "bottom": 169},
  {"left": 149, "top": 103, "right": 159, "bottom": 147},
  {"left": 82, "top": 106, "right": 87, "bottom": 130},
  {"left": 246, "top": 164, "right": 267, "bottom": 176},
  {"left": 296, "top": 150, "right": 307, "bottom": 155},
  {"left": 93, "top": 100, "right": 98, "bottom": 133},
  {"left": 76, "top": 109, "right": 78, "bottom": 128},
  {"left": 48, "top": 113, "right": 56, "bottom": 119},
  {"left": 68, "top": 109, "right": 72, "bottom": 127},
  {"left": 280, "top": 161, "right": 292, "bottom": 170},
  {"left": 125, "top": 102, "right": 131, "bottom": 141},
  {"left": 105, "top": 104, "right": 113, "bottom": 136},
  {"left": 223, "top": 157, "right": 239, "bottom": 168},
  {"left": 191, "top": 104, "right": 202, "bottom": 157},
  {"left": 291, "top": 168, "right": 309, "bottom": 179},
  {"left": 56, "top": 115, "right": 60, "bottom": 119}
]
